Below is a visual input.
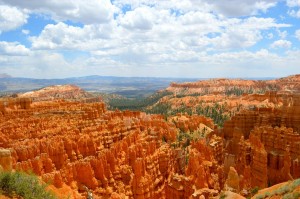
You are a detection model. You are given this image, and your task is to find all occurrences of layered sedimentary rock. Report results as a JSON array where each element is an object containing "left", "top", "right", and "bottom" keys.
[{"left": 167, "top": 79, "right": 268, "bottom": 95}]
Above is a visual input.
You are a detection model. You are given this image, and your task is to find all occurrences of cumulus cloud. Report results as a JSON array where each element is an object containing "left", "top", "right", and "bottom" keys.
[
  {"left": 30, "top": 8, "right": 290, "bottom": 54},
  {"left": 30, "top": 22, "right": 116, "bottom": 50},
  {"left": 44, "top": 48, "right": 300, "bottom": 78},
  {"left": 0, "top": 41, "right": 30, "bottom": 56},
  {"left": 288, "top": 9, "right": 300, "bottom": 17},
  {"left": 277, "top": 30, "right": 288, "bottom": 39},
  {"left": 0, "top": 0, "right": 117, "bottom": 24},
  {"left": 0, "top": 5, "right": 28, "bottom": 33},
  {"left": 209, "top": 17, "right": 289, "bottom": 49},
  {"left": 0, "top": 51, "right": 77, "bottom": 78},
  {"left": 113, "top": 0, "right": 278, "bottom": 17},
  {"left": 286, "top": 0, "right": 300, "bottom": 18},
  {"left": 201, "top": 0, "right": 278, "bottom": 17},
  {"left": 119, "top": 7, "right": 157, "bottom": 30},
  {"left": 286, "top": 0, "right": 300, "bottom": 7},
  {"left": 21, "top": 29, "right": 30, "bottom": 35},
  {"left": 0, "top": 0, "right": 298, "bottom": 78},
  {"left": 270, "top": 39, "right": 292, "bottom": 49}
]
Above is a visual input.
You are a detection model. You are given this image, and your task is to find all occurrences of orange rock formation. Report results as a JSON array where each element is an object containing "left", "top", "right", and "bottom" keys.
[
  {"left": 1, "top": 75, "right": 300, "bottom": 198},
  {"left": 223, "top": 92, "right": 300, "bottom": 190}
]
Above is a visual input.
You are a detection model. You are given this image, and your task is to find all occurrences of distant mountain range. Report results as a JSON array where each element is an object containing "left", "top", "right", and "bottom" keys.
[
  {"left": 0, "top": 75, "right": 200, "bottom": 97},
  {"left": 0, "top": 74, "right": 278, "bottom": 98}
]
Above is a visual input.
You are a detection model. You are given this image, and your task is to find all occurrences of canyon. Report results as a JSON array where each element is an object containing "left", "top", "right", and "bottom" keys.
[{"left": 0, "top": 75, "right": 300, "bottom": 198}]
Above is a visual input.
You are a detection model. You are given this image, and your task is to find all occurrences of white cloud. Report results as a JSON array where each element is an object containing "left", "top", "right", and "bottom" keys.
[
  {"left": 0, "top": 51, "right": 76, "bottom": 78},
  {"left": 119, "top": 7, "right": 157, "bottom": 30},
  {"left": 286, "top": 0, "right": 300, "bottom": 7},
  {"left": 270, "top": 40, "right": 292, "bottom": 49},
  {"left": 295, "top": 29, "right": 300, "bottom": 40},
  {"left": 0, "top": 0, "right": 298, "bottom": 78},
  {"left": 277, "top": 30, "right": 288, "bottom": 39},
  {"left": 208, "top": 17, "right": 289, "bottom": 49},
  {"left": 30, "top": 8, "right": 290, "bottom": 54},
  {"left": 112, "top": 0, "right": 210, "bottom": 14},
  {"left": 30, "top": 22, "right": 116, "bottom": 50},
  {"left": 0, "top": 0, "right": 118, "bottom": 24},
  {"left": 288, "top": 9, "right": 300, "bottom": 17},
  {"left": 113, "top": 0, "right": 278, "bottom": 17},
  {"left": 1, "top": 47, "right": 299, "bottom": 78},
  {"left": 286, "top": 0, "right": 300, "bottom": 18},
  {"left": 202, "top": 0, "right": 278, "bottom": 17},
  {"left": 21, "top": 29, "right": 29, "bottom": 35},
  {"left": 0, "top": 41, "right": 30, "bottom": 56},
  {"left": 0, "top": 5, "right": 28, "bottom": 33},
  {"left": 267, "top": 33, "right": 274, "bottom": 39}
]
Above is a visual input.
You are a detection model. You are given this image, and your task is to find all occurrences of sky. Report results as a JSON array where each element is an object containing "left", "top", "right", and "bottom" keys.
[{"left": 0, "top": 0, "right": 299, "bottom": 79}]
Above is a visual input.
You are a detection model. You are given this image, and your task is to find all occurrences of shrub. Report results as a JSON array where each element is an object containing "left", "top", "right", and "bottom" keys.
[
  {"left": 251, "top": 186, "right": 259, "bottom": 195},
  {"left": 255, "top": 195, "right": 264, "bottom": 199},
  {"left": 291, "top": 178, "right": 300, "bottom": 189},
  {"left": 275, "top": 186, "right": 290, "bottom": 195},
  {"left": 220, "top": 192, "right": 226, "bottom": 199},
  {"left": 0, "top": 171, "right": 57, "bottom": 199}
]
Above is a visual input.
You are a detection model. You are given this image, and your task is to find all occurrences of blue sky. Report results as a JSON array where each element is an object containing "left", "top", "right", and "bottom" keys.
[{"left": 0, "top": 0, "right": 299, "bottom": 78}]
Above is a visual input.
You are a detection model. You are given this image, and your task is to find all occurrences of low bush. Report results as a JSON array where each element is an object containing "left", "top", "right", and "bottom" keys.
[{"left": 0, "top": 171, "right": 57, "bottom": 199}]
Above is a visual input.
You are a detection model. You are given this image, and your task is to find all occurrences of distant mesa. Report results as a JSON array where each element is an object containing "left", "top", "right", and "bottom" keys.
[
  {"left": 0, "top": 73, "right": 12, "bottom": 78},
  {"left": 19, "top": 84, "right": 95, "bottom": 101},
  {"left": 167, "top": 74, "right": 300, "bottom": 95}
]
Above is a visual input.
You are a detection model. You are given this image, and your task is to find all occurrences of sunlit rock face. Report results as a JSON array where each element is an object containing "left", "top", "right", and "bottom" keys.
[
  {"left": 0, "top": 148, "right": 12, "bottom": 171},
  {"left": 222, "top": 93, "right": 300, "bottom": 191}
]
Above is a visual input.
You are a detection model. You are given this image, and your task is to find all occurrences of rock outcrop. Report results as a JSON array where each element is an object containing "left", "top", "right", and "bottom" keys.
[
  {"left": 19, "top": 84, "right": 94, "bottom": 101},
  {"left": 0, "top": 148, "right": 12, "bottom": 171}
]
